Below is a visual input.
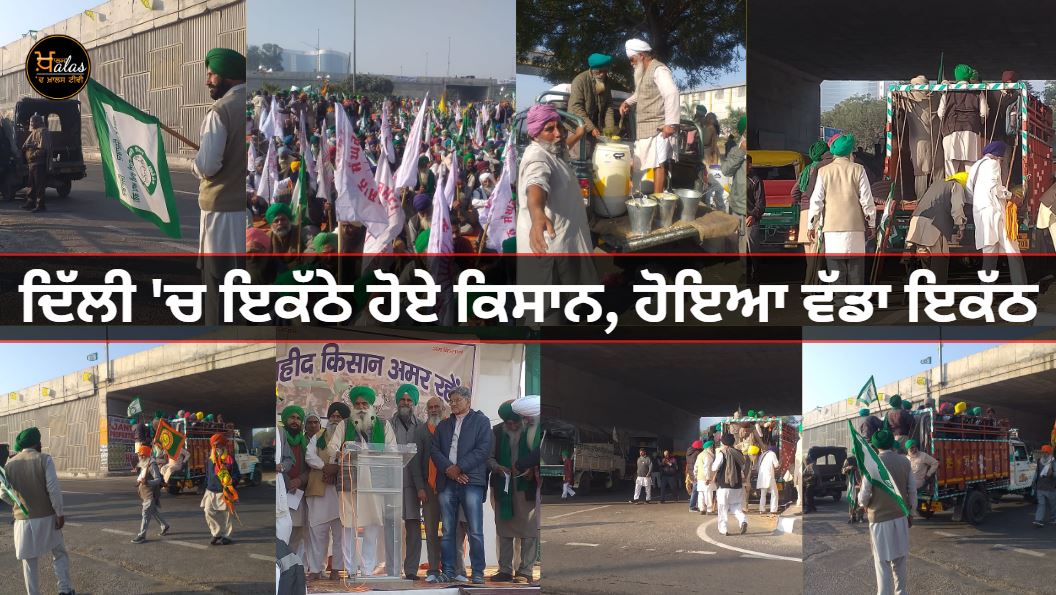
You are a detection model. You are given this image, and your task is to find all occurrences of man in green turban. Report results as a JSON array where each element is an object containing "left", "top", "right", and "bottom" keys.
[
  {"left": 280, "top": 404, "right": 309, "bottom": 556},
  {"left": 906, "top": 439, "right": 938, "bottom": 493},
  {"left": 859, "top": 428, "right": 915, "bottom": 593},
  {"left": 721, "top": 111, "right": 748, "bottom": 278},
  {"left": 568, "top": 53, "right": 616, "bottom": 143},
  {"left": 938, "top": 63, "right": 986, "bottom": 177},
  {"left": 3, "top": 427, "right": 75, "bottom": 595},
  {"left": 695, "top": 439, "right": 718, "bottom": 515},
  {"left": 390, "top": 383, "right": 425, "bottom": 579},
  {"left": 323, "top": 385, "right": 395, "bottom": 577},
  {"left": 265, "top": 202, "right": 297, "bottom": 256},
  {"left": 197, "top": 47, "right": 248, "bottom": 324},
  {"left": 487, "top": 400, "right": 538, "bottom": 582},
  {"left": 806, "top": 132, "right": 876, "bottom": 292}
]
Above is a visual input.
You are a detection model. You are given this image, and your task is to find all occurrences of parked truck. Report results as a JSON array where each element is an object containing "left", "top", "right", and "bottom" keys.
[
  {"left": 908, "top": 409, "right": 1035, "bottom": 524},
  {"left": 165, "top": 418, "right": 261, "bottom": 495},
  {"left": 881, "top": 81, "right": 1054, "bottom": 260},
  {"left": 719, "top": 417, "right": 800, "bottom": 506},
  {"left": 540, "top": 419, "right": 625, "bottom": 496}
]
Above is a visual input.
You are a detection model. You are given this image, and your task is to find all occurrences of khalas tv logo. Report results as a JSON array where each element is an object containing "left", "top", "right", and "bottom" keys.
[{"left": 25, "top": 34, "right": 91, "bottom": 100}]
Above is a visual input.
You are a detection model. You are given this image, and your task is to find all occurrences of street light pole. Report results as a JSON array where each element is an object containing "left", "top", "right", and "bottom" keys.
[{"left": 352, "top": 0, "right": 357, "bottom": 95}]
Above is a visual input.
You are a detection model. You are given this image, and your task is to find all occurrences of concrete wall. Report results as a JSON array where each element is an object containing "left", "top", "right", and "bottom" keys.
[
  {"left": 747, "top": 52, "right": 822, "bottom": 151},
  {"left": 0, "top": 0, "right": 246, "bottom": 163},
  {"left": 0, "top": 394, "right": 102, "bottom": 476},
  {"left": 542, "top": 356, "right": 701, "bottom": 447}
]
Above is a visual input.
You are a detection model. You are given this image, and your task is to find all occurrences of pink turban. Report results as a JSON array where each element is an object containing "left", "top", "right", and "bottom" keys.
[
  {"left": 526, "top": 103, "right": 560, "bottom": 138},
  {"left": 246, "top": 226, "right": 269, "bottom": 250}
]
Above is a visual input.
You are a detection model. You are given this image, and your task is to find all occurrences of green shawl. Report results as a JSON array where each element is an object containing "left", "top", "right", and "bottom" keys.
[
  {"left": 345, "top": 416, "right": 386, "bottom": 445},
  {"left": 497, "top": 425, "right": 541, "bottom": 520}
]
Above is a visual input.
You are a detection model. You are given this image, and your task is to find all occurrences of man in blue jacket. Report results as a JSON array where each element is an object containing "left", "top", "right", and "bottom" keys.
[{"left": 430, "top": 386, "right": 493, "bottom": 584}]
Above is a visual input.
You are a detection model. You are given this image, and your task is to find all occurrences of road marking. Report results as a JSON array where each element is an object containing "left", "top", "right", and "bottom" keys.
[
  {"left": 102, "top": 528, "right": 135, "bottom": 536},
  {"left": 696, "top": 519, "right": 802, "bottom": 563},
  {"left": 548, "top": 505, "right": 611, "bottom": 520},
  {"left": 64, "top": 522, "right": 83, "bottom": 527},
  {"left": 684, "top": 551, "right": 716, "bottom": 555},
  {"left": 168, "top": 539, "right": 209, "bottom": 550},
  {"left": 63, "top": 491, "right": 104, "bottom": 495},
  {"left": 565, "top": 542, "right": 600, "bottom": 547},
  {"left": 993, "top": 544, "right": 1045, "bottom": 558},
  {"left": 934, "top": 531, "right": 961, "bottom": 538},
  {"left": 174, "top": 190, "right": 197, "bottom": 196},
  {"left": 249, "top": 554, "right": 273, "bottom": 562}
]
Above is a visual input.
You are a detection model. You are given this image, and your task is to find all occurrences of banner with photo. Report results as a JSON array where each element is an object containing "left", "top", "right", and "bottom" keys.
[{"left": 275, "top": 342, "right": 476, "bottom": 421}]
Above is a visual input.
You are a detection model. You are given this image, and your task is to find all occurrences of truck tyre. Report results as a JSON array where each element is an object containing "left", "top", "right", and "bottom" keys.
[
  {"left": 832, "top": 492, "right": 842, "bottom": 504},
  {"left": 917, "top": 504, "right": 934, "bottom": 519},
  {"left": 964, "top": 490, "right": 987, "bottom": 525},
  {"left": 55, "top": 179, "right": 71, "bottom": 198}
]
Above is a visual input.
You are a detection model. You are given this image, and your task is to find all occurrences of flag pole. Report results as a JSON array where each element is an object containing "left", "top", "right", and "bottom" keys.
[{"left": 160, "top": 123, "right": 199, "bottom": 151}]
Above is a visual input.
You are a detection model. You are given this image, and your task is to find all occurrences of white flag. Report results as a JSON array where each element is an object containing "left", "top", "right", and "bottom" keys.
[
  {"left": 315, "top": 127, "right": 332, "bottom": 202},
  {"left": 262, "top": 97, "right": 283, "bottom": 140},
  {"left": 478, "top": 134, "right": 517, "bottom": 251},
  {"left": 393, "top": 93, "right": 430, "bottom": 190},
  {"left": 334, "top": 107, "right": 387, "bottom": 225},
  {"left": 473, "top": 108, "right": 484, "bottom": 146},
  {"left": 427, "top": 154, "right": 457, "bottom": 254},
  {"left": 363, "top": 101, "right": 405, "bottom": 256},
  {"left": 257, "top": 140, "right": 279, "bottom": 202}
]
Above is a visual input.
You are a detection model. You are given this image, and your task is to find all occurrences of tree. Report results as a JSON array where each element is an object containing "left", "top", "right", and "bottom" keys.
[
  {"left": 720, "top": 107, "right": 745, "bottom": 136},
  {"left": 517, "top": 0, "right": 744, "bottom": 90},
  {"left": 820, "top": 94, "right": 887, "bottom": 148},
  {"left": 1044, "top": 81, "right": 1056, "bottom": 113},
  {"left": 248, "top": 44, "right": 284, "bottom": 72}
]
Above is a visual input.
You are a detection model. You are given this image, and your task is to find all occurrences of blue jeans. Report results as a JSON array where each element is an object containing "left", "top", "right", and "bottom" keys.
[
  {"left": 439, "top": 483, "right": 485, "bottom": 578},
  {"left": 1035, "top": 490, "right": 1056, "bottom": 523},
  {"left": 689, "top": 485, "right": 699, "bottom": 510}
]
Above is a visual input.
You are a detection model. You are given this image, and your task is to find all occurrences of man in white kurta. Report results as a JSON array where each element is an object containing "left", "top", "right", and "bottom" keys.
[
  {"left": 694, "top": 441, "right": 717, "bottom": 515},
  {"left": 756, "top": 446, "right": 781, "bottom": 514},
  {"left": 517, "top": 103, "right": 598, "bottom": 291},
  {"left": 326, "top": 387, "right": 397, "bottom": 578},
  {"left": 712, "top": 434, "right": 748, "bottom": 535},
  {"left": 305, "top": 405, "right": 346, "bottom": 579},
  {"left": 620, "top": 38, "right": 680, "bottom": 193},
  {"left": 2, "top": 428, "right": 74, "bottom": 595},
  {"left": 1038, "top": 183, "right": 1056, "bottom": 251},
  {"left": 807, "top": 133, "right": 876, "bottom": 290},
  {"left": 858, "top": 431, "right": 916, "bottom": 595},
  {"left": 967, "top": 142, "right": 1027, "bottom": 285}
]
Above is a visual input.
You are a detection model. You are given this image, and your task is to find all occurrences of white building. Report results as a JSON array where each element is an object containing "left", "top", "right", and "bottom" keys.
[
  {"left": 280, "top": 48, "right": 349, "bottom": 73},
  {"left": 680, "top": 83, "right": 746, "bottom": 122},
  {"left": 820, "top": 80, "right": 890, "bottom": 112}
]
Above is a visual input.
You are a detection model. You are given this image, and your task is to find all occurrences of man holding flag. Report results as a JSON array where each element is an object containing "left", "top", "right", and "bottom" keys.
[
  {"left": 195, "top": 48, "right": 247, "bottom": 324},
  {"left": 850, "top": 422, "right": 916, "bottom": 595}
]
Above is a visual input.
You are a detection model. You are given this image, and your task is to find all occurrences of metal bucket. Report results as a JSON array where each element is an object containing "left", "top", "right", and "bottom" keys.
[
  {"left": 625, "top": 197, "right": 657, "bottom": 236},
  {"left": 652, "top": 192, "right": 679, "bottom": 228},
  {"left": 673, "top": 188, "right": 703, "bottom": 222}
]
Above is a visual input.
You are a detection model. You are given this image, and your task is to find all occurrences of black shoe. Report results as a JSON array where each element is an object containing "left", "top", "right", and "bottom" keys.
[
  {"left": 130, "top": 535, "right": 146, "bottom": 544},
  {"left": 489, "top": 572, "right": 514, "bottom": 582},
  {"left": 219, "top": 537, "right": 233, "bottom": 545},
  {"left": 740, "top": 522, "right": 748, "bottom": 535},
  {"left": 404, "top": 573, "right": 419, "bottom": 580},
  {"left": 210, "top": 536, "right": 221, "bottom": 545},
  {"left": 1034, "top": 521, "right": 1045, "bottom": 528},
  {"left": 159, "top": 525, "right": 171, "bottom": 536},
  {"left": 20, "top": 201, "right": 34, "bottom": 210},
  {"left": 31, "top": 203, "right": 45, "bottom": 212},
  {"left": 514, "top": 573, "right": 533, "bottom": 584}
]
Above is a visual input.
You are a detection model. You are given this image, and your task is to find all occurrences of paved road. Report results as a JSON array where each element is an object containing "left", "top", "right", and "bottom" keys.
[
  {"left": 0, "top": 476, "right": 272, "bottom": 594},
  {"left": 0, "top": 159, "right": 202, "bottom": 253},
  {"left": 804, "top": 494, "right": 1056, "bottom": 594},
  {"left": 542, "top": 490, "right": 802, "bottom": 595}
]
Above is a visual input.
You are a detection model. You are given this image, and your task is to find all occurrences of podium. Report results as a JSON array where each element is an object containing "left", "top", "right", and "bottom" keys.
[{"left": 340, "top": 442, "right": 417, "bottom": 580}]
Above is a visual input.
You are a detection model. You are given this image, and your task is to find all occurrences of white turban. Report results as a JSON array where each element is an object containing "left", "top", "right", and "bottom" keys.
[
  {"left": 625, "top": 38, "right": 652, "bottom": 59},
  {"left": 511, "top": 395, "right": 541, "bottom": 417}
]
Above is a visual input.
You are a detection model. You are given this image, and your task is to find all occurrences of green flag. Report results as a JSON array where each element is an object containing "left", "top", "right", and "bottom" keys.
[
  {"left": 856, "top": 376, "right": 879, "bottom": 407},
  {"left": 291, "top": 161, "right": 311, "bottom": 226},
  {"left": 0, "top": 466, "right": 29, "bottom": 517},
  {"left": 126, "top": 397, "right": 143, "bottom": 418},
  {"left": 848, "top": 420, "right": 910, "bottom": 515},
  {"left": 86, "top": 78, "right": 181, "bottom": 238}
]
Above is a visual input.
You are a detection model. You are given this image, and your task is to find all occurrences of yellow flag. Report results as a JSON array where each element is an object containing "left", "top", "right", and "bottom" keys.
[
  {"left": 438, "top": 93, "right": 447, "bottom": 114},
  {"left": 141, "top": 0, "right": 152, "bottom": 9},
  {"left": 84, "top": 10, "right": 97, "bottom": 20}
]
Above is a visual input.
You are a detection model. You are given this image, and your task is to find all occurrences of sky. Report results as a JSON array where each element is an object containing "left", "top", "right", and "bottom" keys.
[
  {"left": 0, "top": 0, "right": 99, "bottom": 45},
  {"left": 517, "top": 47, "right": 745, "bottom": 107},
  {"left": 801, "top": 341, "right": 1002, "bottom": 411},
  {"left": 0, "top": 342, "right": 162, "bottom": 395},
  {"left": 248, "top": 0, "right": 514, "bottom": 80}
]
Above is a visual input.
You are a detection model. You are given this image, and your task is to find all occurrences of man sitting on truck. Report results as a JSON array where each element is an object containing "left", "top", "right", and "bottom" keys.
[{"left": 906, "top": 440, "right": 939, "bottom": 499}]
